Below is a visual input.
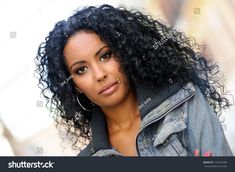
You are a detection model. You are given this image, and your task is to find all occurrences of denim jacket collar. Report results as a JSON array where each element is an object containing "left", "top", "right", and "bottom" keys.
[{"left": 90, "top": 81, "right": 184, "bottom": 155}]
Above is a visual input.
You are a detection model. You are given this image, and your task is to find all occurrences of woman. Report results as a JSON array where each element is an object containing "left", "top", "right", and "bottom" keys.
[{"left": 35, "top": 4, "right": 233, "bottom": 156}]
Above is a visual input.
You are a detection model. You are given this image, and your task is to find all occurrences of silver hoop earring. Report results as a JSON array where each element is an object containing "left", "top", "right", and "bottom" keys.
[{"left": 76, "top": 95, "right": 95, "bottom": 112}]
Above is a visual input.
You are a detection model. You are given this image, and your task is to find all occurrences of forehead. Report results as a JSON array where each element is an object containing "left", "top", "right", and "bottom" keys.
[{"left": 63, "top": 31, "right": 106, "bottom": 61}]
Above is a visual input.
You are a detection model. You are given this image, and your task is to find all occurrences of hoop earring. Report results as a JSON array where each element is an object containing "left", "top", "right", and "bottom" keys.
[{"left": 76, "top": 95, "right": 95, "bottom": 112}]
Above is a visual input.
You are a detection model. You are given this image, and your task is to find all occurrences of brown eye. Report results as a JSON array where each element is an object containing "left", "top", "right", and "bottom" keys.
[
  {"left": 100, "top": 51, "right": 112, "bottom": 62},
  {"left": 76, "top": 66, "right": 88, "bottom": 75}
]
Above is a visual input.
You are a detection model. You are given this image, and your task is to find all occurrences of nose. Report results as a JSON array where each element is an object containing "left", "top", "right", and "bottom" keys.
[{"left": 93, "top": 64, "right": 108, "bottom": 82}]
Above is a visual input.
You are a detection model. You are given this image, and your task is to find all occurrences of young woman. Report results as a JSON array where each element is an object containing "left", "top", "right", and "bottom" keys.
[{"left": 35, "top": 4, "right": 233, "bottom": 156}]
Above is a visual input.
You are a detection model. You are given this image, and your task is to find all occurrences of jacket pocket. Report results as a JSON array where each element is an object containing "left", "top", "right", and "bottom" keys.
[{"left": 153, "top": 118, "right": 188, "bottom": 156}]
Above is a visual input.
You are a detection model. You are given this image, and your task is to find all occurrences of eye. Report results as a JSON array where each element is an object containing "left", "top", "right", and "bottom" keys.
[
  {"left": 75, "top": 66, "right": 88, "bottom": 75},
  {"left": 100, "top": 51, "right": 113, "bottom": 62}
]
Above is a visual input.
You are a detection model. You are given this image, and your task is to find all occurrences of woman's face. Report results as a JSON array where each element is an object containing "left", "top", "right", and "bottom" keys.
[{"left": 63, "top": 31, "right": 130, "bottom": 108}]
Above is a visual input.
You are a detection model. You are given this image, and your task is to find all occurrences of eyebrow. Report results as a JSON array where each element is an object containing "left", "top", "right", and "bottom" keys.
[{"left": 70, "top": 46, "right": 108, "bottom": 70}]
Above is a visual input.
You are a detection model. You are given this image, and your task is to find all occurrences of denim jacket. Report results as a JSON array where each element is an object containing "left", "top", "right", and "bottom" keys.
[{"left": 78, "top": 81, "right": 233, "bottom": 156}]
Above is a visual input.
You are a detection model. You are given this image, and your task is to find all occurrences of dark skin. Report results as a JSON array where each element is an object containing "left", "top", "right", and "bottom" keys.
[{"left": 63, "top": 31, "right": 141, "bottom": 156}]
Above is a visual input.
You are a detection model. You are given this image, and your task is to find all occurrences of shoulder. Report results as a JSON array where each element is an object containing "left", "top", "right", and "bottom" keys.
[{"left": 77, "top": 143, "right": 92, "bottom": 157}]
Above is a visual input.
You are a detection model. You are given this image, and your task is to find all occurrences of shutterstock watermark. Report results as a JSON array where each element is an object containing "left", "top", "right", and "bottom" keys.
[
  {"left": 8, "top": 160, "right": 55, "bottom": 169},
  {"left": 138, "top": 97, "right": 152, "bottom": 110},
  {"left": 194, "top": 8, "right": 201, "bottom": 15},
  {"left": 59, "top": 75, "right": 73, "bottom": 87},
  {"left": 152, "top": 31, "right": 175, "bottom": 50}
]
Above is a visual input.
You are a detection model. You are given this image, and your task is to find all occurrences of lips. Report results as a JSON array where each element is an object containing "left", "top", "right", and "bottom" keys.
[{"left": 98, "top": 81, "right": 119, "bottom": 95}]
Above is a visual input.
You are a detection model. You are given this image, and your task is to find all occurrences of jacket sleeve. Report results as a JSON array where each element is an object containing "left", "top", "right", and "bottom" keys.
[{"left": 186, "top": 86, "right": 233, "bottom": 156}]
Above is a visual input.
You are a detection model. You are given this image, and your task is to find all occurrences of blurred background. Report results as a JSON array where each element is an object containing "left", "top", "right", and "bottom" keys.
[{"left": 0, "top": 0, "right": 235, "bottom": 156}]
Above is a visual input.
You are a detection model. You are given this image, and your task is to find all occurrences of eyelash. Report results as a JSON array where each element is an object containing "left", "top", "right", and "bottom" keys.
[{"left": 75, "top": 50, "right": 113, "bottom": 75}]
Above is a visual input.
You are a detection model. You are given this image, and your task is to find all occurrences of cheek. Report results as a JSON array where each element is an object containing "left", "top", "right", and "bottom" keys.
[
  {"left": 107, "top": 59, "right": 129, "bottom": 90},
  {"left": 114, "top": 62, "right": 129, "bottom": 86},
  {"left": 110, "top": 60, "right": 125, "bottom": 77},
  {"left": 72, "top": 76, "right": 99, "bottom": 103},
  {"left": 73, "top": 76, "right": 94, "bottom": 93}
]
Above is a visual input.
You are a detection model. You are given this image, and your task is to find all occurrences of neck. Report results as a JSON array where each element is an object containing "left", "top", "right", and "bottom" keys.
[{"left": 101, "top": 89, "right": 140, "bottom": 133}]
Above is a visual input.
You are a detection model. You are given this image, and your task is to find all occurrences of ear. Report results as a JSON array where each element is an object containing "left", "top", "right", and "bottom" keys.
[{"left": 75, "top": 87, "right": 83, "bottom": 94}]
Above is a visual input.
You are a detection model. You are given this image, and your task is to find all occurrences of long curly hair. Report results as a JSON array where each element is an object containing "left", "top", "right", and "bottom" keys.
[{"left": 35, "top": 4, "right": 232, "bottom": 151}]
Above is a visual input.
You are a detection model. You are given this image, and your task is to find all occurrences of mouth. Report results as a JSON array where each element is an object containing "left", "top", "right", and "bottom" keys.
[{"left": 98, "top": 81, "right": 119, "bottom": 96}]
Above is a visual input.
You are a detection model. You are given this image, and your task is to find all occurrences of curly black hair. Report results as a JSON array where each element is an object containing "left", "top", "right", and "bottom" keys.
[{"left": 35, "top": 4, "right": 232, "bottom": 151}]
